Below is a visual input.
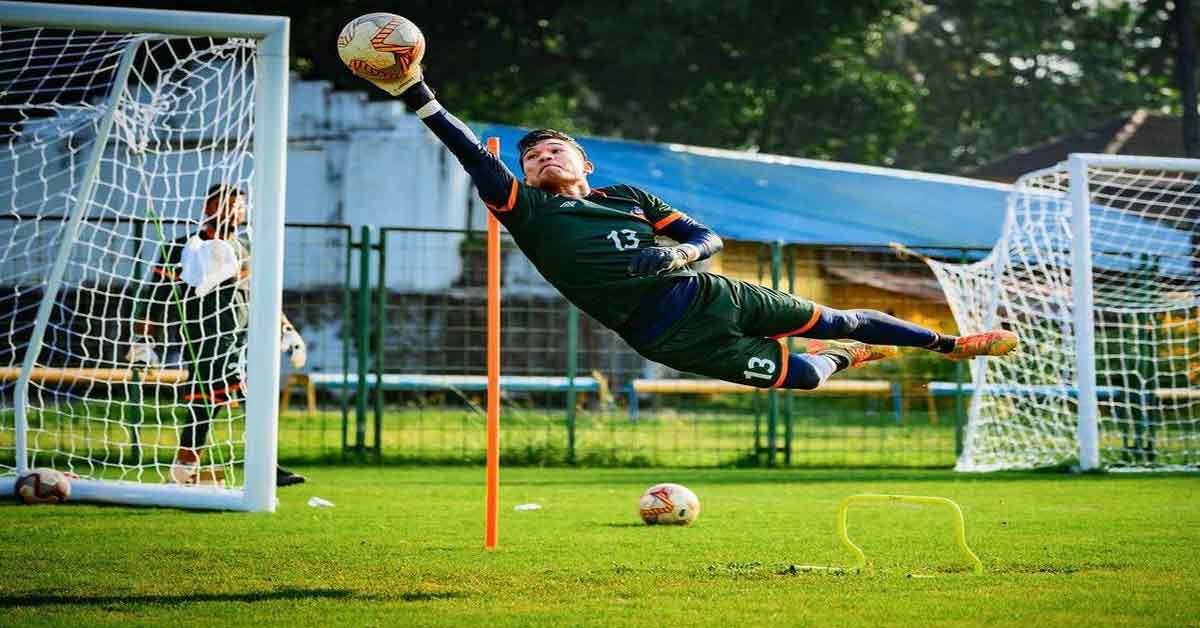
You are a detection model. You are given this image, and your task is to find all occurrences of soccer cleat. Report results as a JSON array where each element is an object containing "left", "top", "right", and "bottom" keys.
[
  {"left": 945, "top": 330, "right": 1019, "bottom": 360},
  {"left": 805, "top": 340, "right": 898, "bottom": 368},
  {"left": 170, "top": 447, "right": 200, "bottom": 485},
  {"left": 276, "top": 466, "right": 307, "bottom": 487}
]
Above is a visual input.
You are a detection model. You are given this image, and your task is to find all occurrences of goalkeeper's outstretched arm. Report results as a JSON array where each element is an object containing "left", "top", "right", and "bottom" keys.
[
  {"left": 354, "top": 66, "right": 724, "bottom": 270},
  {"left": 399, "top": 82, "right": 515, "bottom": 209},
  {"left": 355, "top": 68, "right": 515, "bottom": 209}
]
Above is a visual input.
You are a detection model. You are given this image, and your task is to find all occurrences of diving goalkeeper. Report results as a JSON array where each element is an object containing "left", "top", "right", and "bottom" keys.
[
  {"left": 129, "top": 184, "right": 307, "bottom": 487},
  {"left": 351, "top": 69, "right": 1018, "bottom": 390}
]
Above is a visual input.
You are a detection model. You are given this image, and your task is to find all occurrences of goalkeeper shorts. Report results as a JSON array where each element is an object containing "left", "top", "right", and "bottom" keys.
[
  {"left": 180, "top": 335, "right": 245, "bottom": 407},
  {"left": 628, "top": 273, "right": 819, "bottom": 388}
]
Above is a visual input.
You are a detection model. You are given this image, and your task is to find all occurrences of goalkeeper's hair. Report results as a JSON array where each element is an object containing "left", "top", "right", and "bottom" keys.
[
  {"left": 205, "top": 183, "right": 245, "bottom": 208},
  {"left": 517, "top": 129, "right": 588, "bottom": 161}
]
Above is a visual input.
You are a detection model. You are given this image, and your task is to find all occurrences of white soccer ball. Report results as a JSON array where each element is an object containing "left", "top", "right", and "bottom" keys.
[
  {"left": 638, "top": 483, "right": 700, "bottom": 525},
  {"left": 15, "top": 468, "right": 71, "bottom": 505},
  {"left": 336, "top": 13, "right": 425, "bottom": 81}
]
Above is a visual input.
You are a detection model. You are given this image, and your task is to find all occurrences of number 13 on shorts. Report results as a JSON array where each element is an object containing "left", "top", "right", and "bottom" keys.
[{"left": 744, "top": 357, "right": 775, "bottom": 382}]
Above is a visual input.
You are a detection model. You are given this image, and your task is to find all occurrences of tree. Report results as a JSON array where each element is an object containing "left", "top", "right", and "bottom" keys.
[
  {"left": 880, "top": 0, "right": 1190, "bottom": 172},
  {"left": 56, "top": 1, "right": 1200, "bottom": 172}
]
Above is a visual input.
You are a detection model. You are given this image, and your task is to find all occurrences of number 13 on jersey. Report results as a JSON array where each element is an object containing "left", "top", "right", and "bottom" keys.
[
  {"left": 606, "top": 229, "right": 640, "bottom": 251},
  {"left": 744, "top": 357, "right": 775, "bottom": 382}
]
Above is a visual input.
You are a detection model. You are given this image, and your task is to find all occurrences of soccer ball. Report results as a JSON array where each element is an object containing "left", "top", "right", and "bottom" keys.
[
  {"left": 15, "top": 468, "right": 71, "bottom": 505},
  {"left": 638, "top": 483, "right": 700, "bottom": 525},
  {"left": 337, "top": 13, "right": 425, "bottom": 81}
]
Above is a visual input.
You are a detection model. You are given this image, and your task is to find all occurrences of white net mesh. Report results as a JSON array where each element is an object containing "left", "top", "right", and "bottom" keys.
[
  {"left": 924, "top": 159, "right": 1200, "bottom": 471},
  {"left": 1, "top": 27, "right": 259, "bottom": 487}
]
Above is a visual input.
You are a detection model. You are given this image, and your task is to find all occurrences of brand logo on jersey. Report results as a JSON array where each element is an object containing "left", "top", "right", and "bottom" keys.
[
  {"left": 560, "top": 200, "right": 578, "bottom": 208},
  {"left": 630, "top": 208, "right": 644, "bottom": 217}
]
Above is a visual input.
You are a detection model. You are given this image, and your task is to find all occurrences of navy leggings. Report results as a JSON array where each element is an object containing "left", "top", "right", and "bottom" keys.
[
  {"left": 805, "top": 307, "right": 939, "bottom": 347},
  {"left": 781, "top": 307, "right": 942, "bottom": 389}
]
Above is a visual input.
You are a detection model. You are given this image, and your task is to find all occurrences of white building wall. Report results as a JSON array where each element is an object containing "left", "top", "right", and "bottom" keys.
[{"left": 283, "top": 76, "right": 471, "bottom": 293}]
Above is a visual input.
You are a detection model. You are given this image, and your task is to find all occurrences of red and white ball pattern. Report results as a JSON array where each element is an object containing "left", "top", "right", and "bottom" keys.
[
  {"left": 638, "top": 483, "right": 700, "bottom": 525},
  {"left": 15, "top": 468, "right": 71, "bottom": 504},
  {"left": 337, "top": 13, "right": 425, "bottom": 81}
]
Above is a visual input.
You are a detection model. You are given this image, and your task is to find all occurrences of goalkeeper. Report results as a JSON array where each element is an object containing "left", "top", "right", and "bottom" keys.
[
  {"left": 129, "top": 184, "right": 308, "bottom": 487},
  {"left": 353, "top": 68, "right": 1018, "bottom": 390}
]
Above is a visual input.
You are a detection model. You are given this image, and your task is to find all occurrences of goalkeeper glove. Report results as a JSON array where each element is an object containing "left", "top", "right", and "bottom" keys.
[
  {"left": 627, "top": 245, "right": 699, "bottom": 277},
  {"left": 281, "top": 322, "right": 307, "bottom": 369},
  {"left": 126, "top": 339, "right": 161, "bottom": 368},
  {"left": 359, "top": 62, "right": 424, "bottom": 97}
]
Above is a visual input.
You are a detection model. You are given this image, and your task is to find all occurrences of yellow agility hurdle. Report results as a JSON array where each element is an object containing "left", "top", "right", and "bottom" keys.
[{"left": 794, "top": 493, "right": 984, "bottom": 576}]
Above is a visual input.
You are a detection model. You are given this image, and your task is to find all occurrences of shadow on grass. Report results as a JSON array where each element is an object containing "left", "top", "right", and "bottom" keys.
[{"left": 0, "top": 587, "right": 466, "bottom": 607}]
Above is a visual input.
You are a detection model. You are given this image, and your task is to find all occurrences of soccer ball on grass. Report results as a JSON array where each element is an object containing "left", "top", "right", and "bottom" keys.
[
  {"left": 337, "top": 13, "right": 425, "bottom": 81},
  {"left": 15, "top": 468, "right": 71, "bottom": 504},
  {"left": 638, "top": 483, "right": 700, "bottom": 525}
]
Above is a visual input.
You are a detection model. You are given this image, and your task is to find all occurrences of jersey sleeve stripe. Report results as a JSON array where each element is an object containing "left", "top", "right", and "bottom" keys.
[
  {"left": 652, "top": 211, "right": 682, "bottom": 231},
  {"left": 768, "top": 305, "right": 822, "bottom": 339},
  {"left": 769, "top": 339, "right": 789, "bottom": 389},
  {"left": 485, "top": 178, "right": 519, "bottom": 213}
]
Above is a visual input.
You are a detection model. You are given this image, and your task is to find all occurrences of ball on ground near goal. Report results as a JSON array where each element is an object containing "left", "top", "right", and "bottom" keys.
[
  {"left": 639, "top": 483, "right": 699, "bottom": 525},
  {"left": 15, "top": 468, "right": 71, "bottom": 505},
  {"left": 337, "top": 13, "right": 425, "bottom": 81}
]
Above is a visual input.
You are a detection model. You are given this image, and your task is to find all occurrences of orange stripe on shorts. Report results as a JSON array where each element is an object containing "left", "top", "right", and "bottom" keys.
[
  {"left": 769, "top": 339, "right": 790, "bottom": 389},
  {"left": 769, "top": 305, "right": 822, "bottom": 339}
]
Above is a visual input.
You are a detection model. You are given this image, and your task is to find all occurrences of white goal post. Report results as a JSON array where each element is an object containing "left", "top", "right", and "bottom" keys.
[
  {"left": 0, "top": 2, "right": 288, "bottom": 510},
  {"left": 923, "top": 153, "right": 1200, "bottom": 472}
]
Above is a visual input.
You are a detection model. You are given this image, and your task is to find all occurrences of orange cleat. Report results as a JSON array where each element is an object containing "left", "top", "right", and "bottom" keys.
[
  {"left": 805, "top": 340, "right": 898, "bottom": 368},
  {"left": 945, "top": 330, "right": 1019, "bottom": 360}
]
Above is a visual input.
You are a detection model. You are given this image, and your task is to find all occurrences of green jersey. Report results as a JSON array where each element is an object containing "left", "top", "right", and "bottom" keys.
[
  {"left": 145, "top": 232, "right": 251, "bottom": 344},
  {"left": 491, "top": 182, "right": 696, "bottom": 330}
]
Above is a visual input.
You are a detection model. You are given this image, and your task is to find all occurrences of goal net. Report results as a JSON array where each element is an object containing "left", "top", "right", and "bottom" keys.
[
  {"left": 0, "top": 4, "right": 288, "bottom": 509},
  {"left": 924, "top": 154, "right": 1199, "bottom": 471}
]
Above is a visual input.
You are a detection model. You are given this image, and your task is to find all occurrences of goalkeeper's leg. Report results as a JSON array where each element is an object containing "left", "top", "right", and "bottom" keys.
[
  {"left": 172, "top": 404, "right": 212, "bottom": 484},
  {"left": 712, "top": 273, "right": 1017, "bottom": 359},
  {"left": 174, "top": 389, "right": 306, "bottom": 487},
  {"left": 773, "top": 307, "right": 1017, "bottom": 360},
  {"left": 629, "top": 275, "right": 899, "bottom": 390}
]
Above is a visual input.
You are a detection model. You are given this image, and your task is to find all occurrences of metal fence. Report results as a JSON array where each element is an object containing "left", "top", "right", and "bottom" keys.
[
  {"left": 0, "top": 217, "right": 985, "bottom": 468},
  {"left": 277, "top": 224, "right": 989, "bottom": 468}
]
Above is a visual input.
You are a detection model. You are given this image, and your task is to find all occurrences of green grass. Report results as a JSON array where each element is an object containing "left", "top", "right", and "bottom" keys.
[{"left": 3, "top": 467, "right": 1199, "bottom": 627}]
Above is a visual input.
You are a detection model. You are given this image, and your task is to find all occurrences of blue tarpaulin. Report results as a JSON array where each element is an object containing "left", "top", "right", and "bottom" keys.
[{"left": 471, "top": 123, "right": 1013, "bottom": 248}]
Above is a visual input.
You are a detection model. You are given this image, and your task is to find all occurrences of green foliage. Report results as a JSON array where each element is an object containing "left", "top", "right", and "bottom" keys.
[
  {"left": 64, "top": 0, "right": 1194, "bottom": 172},
  {"left": 881, "top": 0, "right": 1184, "bottom": 171}
]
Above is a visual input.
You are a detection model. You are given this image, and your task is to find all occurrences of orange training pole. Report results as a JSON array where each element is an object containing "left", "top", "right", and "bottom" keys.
[{"left": 485, "top": 137, "right": 501, "bottom": 549}]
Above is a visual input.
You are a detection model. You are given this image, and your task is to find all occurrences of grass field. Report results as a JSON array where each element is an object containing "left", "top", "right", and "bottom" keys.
[{"left": 2, "top": 467, "right": 1198, "bottom": 627}]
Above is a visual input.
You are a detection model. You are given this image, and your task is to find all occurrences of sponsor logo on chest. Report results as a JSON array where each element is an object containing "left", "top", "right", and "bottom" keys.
[{"left": 559, "top": 198, "right": 644, "bottom": 219}]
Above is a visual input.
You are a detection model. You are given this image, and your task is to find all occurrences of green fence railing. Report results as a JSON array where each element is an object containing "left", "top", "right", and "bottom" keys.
[
  {"left": 1, "top": 217, "right": 985, "bottom": 469},
  {"left": 277, "top": 224, "right": 988, "bottom": 468}
]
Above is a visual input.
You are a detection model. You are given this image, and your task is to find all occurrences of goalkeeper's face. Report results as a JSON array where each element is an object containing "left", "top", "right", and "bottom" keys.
[
  {"left": 521, "top": 139, "right": 593, "bottom": 190},
  {"left": 204, "top": 192, "right": 246, "bottom": 237}
]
